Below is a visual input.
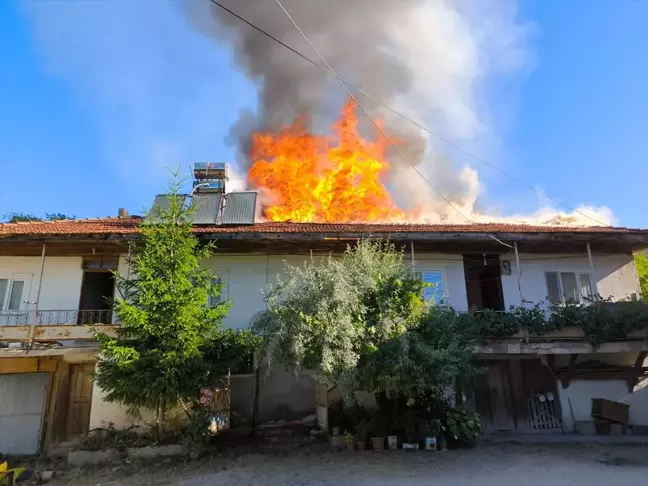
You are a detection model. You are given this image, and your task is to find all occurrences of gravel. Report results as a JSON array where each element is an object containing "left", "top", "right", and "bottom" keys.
[{"left": 51, "top": 444, "right": 648, "bottom": 486}]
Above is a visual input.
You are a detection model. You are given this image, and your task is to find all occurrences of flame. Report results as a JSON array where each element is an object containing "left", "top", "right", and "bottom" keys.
[{"left": 248, "top": 99, "right": 407, "bottom": 222}]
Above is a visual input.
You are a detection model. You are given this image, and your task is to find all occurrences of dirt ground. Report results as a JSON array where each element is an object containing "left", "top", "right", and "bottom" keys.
[{"left": 46, "top": 443, "right": 648, "bottom": 486}]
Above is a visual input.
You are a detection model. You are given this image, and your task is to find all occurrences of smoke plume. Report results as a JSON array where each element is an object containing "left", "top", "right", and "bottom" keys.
[{"left": 193, "top": 0, "right": 613, "bottom": 226}]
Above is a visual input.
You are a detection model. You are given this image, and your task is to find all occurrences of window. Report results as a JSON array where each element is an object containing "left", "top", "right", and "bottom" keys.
[
  {"left": 415, "top": 271, "right": 445, "bottom": 305},
  {"left": 208, "top": 272, "right": 229, "bottom": 307},
  {"left": 0, "top": 278, "right": 25, "bottom": 311},
  {"left": 545, "top": 272, "right": 594, "bottom": 304}
]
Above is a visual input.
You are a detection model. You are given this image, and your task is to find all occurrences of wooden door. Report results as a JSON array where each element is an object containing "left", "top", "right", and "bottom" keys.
[{"left": 66, "top": 364, "right": 94, "bottom": 439}]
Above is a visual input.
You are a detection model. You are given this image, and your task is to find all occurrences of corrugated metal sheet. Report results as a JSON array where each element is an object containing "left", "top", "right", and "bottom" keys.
[
  {"left": 0, "top": 373, "right": 48, "bottom": 455},
  {"left": 222, "top": 192, "right": 257, "bottom": 225},
  {"left": 150, "top": 194, "right": 187, "bottom": 221},
  {"left": 189, "top": 193, "right": 221, "bottom": 224}
]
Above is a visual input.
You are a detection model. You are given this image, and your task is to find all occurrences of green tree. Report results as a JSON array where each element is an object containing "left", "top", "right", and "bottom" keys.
[
  {"left": 636, "top": 253, "right": 648, "bottom": 302},
  {"left": 253, "top": 239, "right": 471, "bottom": 397},
  {"left": 2, "top": 212, "right": 75, "bottom": 222},
  {"left": 93, "top": 175, "right": 234, "bottom": 435}
]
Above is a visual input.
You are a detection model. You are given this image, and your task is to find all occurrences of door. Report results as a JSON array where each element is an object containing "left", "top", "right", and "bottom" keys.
[
  {"left": 66, "top": 365, "right": 94, "bottom": 439},
  {"left": 0, "top": 373, "right": 48, "bottom": 455},
  {"left": 475, "top": 363, "right": 515, "bottom": 432},
  {"left": 463, "top": 255, "right": 505, "bottom": 311},
  {"left": 77, "top": 271, "right": 114, "bottom": 324}
]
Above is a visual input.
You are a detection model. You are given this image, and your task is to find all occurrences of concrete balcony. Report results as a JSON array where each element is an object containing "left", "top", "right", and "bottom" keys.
[{"left": 0, "top": 309, "right": 117, "bottom": 348}]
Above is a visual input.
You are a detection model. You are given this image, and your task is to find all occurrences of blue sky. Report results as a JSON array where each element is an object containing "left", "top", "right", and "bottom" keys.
[{"left": 0, "top": 0, "right": 646, "bottom": 227}]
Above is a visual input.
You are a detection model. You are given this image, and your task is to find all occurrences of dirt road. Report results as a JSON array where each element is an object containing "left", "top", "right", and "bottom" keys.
[{"left": 52, "top": 444, "right": 648, "bottom": 486}]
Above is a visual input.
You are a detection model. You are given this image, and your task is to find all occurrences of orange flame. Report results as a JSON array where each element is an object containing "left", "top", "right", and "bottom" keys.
[{"left": 248, "top": 99, "right": 407, "bottom": 222}]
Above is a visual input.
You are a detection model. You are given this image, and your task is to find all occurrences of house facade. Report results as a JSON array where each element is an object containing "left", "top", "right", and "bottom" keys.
[{"left": 1, "top": 216, "right": 647, "bottom": 454}]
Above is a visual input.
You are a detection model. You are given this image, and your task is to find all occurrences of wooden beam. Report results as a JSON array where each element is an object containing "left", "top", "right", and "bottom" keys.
[
  {"left": 0, "top": 325, "right": 117, "bottom": 342},
  {"left": 0, "top": 357, "right": 39, "bottom": 373}
]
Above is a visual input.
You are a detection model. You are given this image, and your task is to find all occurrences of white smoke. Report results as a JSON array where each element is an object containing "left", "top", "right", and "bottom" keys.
[{"left": 205, "top": 0, "right": 614, "bottom": 226}]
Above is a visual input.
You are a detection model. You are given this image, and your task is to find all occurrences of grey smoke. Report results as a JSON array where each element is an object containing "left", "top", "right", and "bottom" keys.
[
  {"left": 189, "top": 0, "right": 427, "bottom": 170},
  {"left": 190, "top": 0, "right": 614, "bottom": 225}
]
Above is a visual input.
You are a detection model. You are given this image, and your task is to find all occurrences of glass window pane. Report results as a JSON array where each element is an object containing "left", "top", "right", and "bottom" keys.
[
  {"left": 422, "top": 271, "right": 444, "bottom": 305},
  {"left": 545, "top": 273, "right": 561, "bottom": 303},
  {"left": 0, "top": 279, "right": 8, "bottom": 309},
  {"left": 580, "top": 274, "right": 593, "bottom": 300},
  {"left": 8, "top": 280, "right": 24, "bottom": 310},
  {"left": 561, "top": 273, "right": 578, "bottom": 303}
]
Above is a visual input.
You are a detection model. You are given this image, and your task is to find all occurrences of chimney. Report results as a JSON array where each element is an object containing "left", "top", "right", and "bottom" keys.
[{"left": 118, "top": 208, "right": 129, "bottom": 218}]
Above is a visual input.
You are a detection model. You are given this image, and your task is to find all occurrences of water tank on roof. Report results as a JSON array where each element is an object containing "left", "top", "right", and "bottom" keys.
[{"left": 193, "top": 162, "right": 227, "bottom": 194}]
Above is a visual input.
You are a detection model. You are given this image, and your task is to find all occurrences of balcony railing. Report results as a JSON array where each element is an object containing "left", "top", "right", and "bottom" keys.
[{"left": 0, "top": 309, "right": 114, "bottom": 326}]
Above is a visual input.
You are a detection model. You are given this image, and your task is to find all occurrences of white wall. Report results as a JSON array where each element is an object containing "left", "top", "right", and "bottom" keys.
[
  {"left": 204, "top": 252, "right": 468, "bottom": 329},
  {"left": 557, "top": 379, "right": 648, "bottom": 430},
  {"left": 500, "top": 252, "right": 640, "bottom": 309},
  {"left": 2, "top": 251, "right": 639, "bottom": 329},
  {"left": 0, "top": 256, "right": 84, "bottom": 313}
]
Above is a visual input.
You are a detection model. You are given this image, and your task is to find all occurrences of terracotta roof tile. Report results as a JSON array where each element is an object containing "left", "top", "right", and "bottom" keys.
[{"left": 0, "top": 217, "right": 646, "bottom": 237}]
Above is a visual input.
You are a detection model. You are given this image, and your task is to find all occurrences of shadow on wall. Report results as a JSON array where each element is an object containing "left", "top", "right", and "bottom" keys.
[{"left": 258, "top": 365, "right": 316, "bottom": 424}]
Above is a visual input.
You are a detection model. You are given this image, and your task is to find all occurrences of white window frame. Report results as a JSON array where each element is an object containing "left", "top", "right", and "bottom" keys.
[
  {"left": 0, "top": 277, "right": 28, "bottom": 311},
  {"left": 415, "top": 269, "right": 448, "bottom": 305},
  {"left": 544, "top": 271, "right": 594, "bottom": 304},
  {"left": 208, "top": 271, "right": 230, "bottom": 307}
]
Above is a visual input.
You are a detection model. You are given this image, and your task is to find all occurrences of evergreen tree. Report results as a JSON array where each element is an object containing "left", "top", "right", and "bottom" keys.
[{"left": 94, "top": 176, "right": 231, "bottom": 434}]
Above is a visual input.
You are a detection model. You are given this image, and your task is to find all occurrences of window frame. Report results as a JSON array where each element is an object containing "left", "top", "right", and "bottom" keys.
[
  {"left": 208, "top": 271, "right": 230, "bottom": 307},
  {"left": 414, "top": 269, "right": 448, "bottom": 305},
  {"left": 544, "top": 271, "right": 595, "bottom": 304},
  {"left": 0, "top": 277, "right": 27, "bottom": 311}
]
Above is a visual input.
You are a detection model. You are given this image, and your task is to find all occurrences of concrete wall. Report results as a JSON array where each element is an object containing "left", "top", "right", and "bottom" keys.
[
  {"left": 203, "top": 252, "right": 468, "bottom": 329},
  {"left": 0, "top": 256, "right": 84, "bottom": 313},
  {"left": 500, "top": 252, "right": 640, "bottom": 309},
  {"left": 557, "top": 379, "right": 648, "bottom": 430}
]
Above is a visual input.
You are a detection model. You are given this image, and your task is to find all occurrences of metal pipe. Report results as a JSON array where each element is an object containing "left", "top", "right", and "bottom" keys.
[
  {"left": 34, "top": 243, "right": 46, "bottom": 316},
  {"left": 410, "top": 241, "right": 416, "bottom": 270},
  {"left": 586, "top": 243, "right": 595, "bottom": 270},
  {"left": 514, "top": 242, "right": 525, "bottom": 306}
]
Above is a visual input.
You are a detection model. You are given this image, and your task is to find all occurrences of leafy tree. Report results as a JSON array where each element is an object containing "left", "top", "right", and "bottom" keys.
[
  {"left": 636, "top": 253, "right": 648, "bottom": 302},
  {"left": 2, "top": 212, "right": 75, "bottom": 222},
  {"left": 253, "top": 239, "right": 472, "bottom": 398},
  {"left": 94, "top": 175, "right": 250, "bottom": 436},
  {"left": 45, "top": 213, "right": 76, "bottom": 221},
  {"left": 3, "top": 212, "right": 42, "bottom": 223}
]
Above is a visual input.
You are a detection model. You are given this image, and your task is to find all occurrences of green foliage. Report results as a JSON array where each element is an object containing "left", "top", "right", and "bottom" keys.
[
  {"left": 636, "top": 253, "right": 648, "bottom": 302},
  {"left": 94, "top": 173, "right": 252, "bottom": 435},
  {"left": 442, "top": 408, "right": 482, "bottom": 445},
  {"left": 253, "top": 239, "right": 427, "bottom": 395},
  {"left": 457, "top": 300, "right": 648, "bottom": 345},
  {"left": 2, "top": 212, "right": 75, "bottom": 222},
  {"left": 3, "top": 212, "right": 42, "bottom": 222}
]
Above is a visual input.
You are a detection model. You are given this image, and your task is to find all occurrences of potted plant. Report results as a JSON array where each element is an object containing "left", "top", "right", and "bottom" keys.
[
  {"left": 344, "top": 431, "right": 355, "bottom": 451},
  {"left": 356, "top": 419, "right": 368, "bottom": 450},
  {"left": 442, "top": 408, "right": 482, "bottom": 449},
  {"left": 401, "top": 410, "right": 419, "bottom": 451},
  {"left": 369, "top": 414, "right": 386, "bottom": 451},
  {"left": 421, "top": 419, "right": 441, "bottom": 451}
]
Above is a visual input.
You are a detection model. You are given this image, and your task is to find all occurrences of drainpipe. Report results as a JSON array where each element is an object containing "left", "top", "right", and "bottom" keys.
[
  {"left": 27, "top": 243, "right": 46, "bottom": 349},
  {"left": 586, "top": 243, "right": 594, "bottom": 270},
  {"left": 410, "top": 241, "right": 416, "bottom": 271}
]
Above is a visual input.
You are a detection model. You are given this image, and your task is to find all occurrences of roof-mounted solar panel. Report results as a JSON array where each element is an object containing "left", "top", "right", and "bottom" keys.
[
  {"left": 222, "top": 192, "right": 257, "bottom": 225},
  {"left": 150, "top": 194, "right": 187, "bottom": 221},
  {"left": 189, "top": 193, "right": 222, "bottom": 224}
]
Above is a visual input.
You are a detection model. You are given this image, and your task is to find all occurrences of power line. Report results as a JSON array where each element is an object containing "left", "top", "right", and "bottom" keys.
[
  {"left": 208, "top": 0, "right": 608, "bottom": 228},
  {"left": 273, "top": 0, "right": 474, "bottom": 224}
]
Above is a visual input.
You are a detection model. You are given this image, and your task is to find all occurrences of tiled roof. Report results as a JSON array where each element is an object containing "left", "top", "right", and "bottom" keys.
[{"left": 0, "top": 217, "right": 646, "bottom": 237}]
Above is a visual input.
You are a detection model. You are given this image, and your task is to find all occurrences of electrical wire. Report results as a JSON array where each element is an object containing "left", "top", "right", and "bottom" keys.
[
  {"left": 273, "top": 0, "right": 475, "bottom": 225},
  {"left": 208, "top": 0, "right": 609, "bottom": 228}
]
